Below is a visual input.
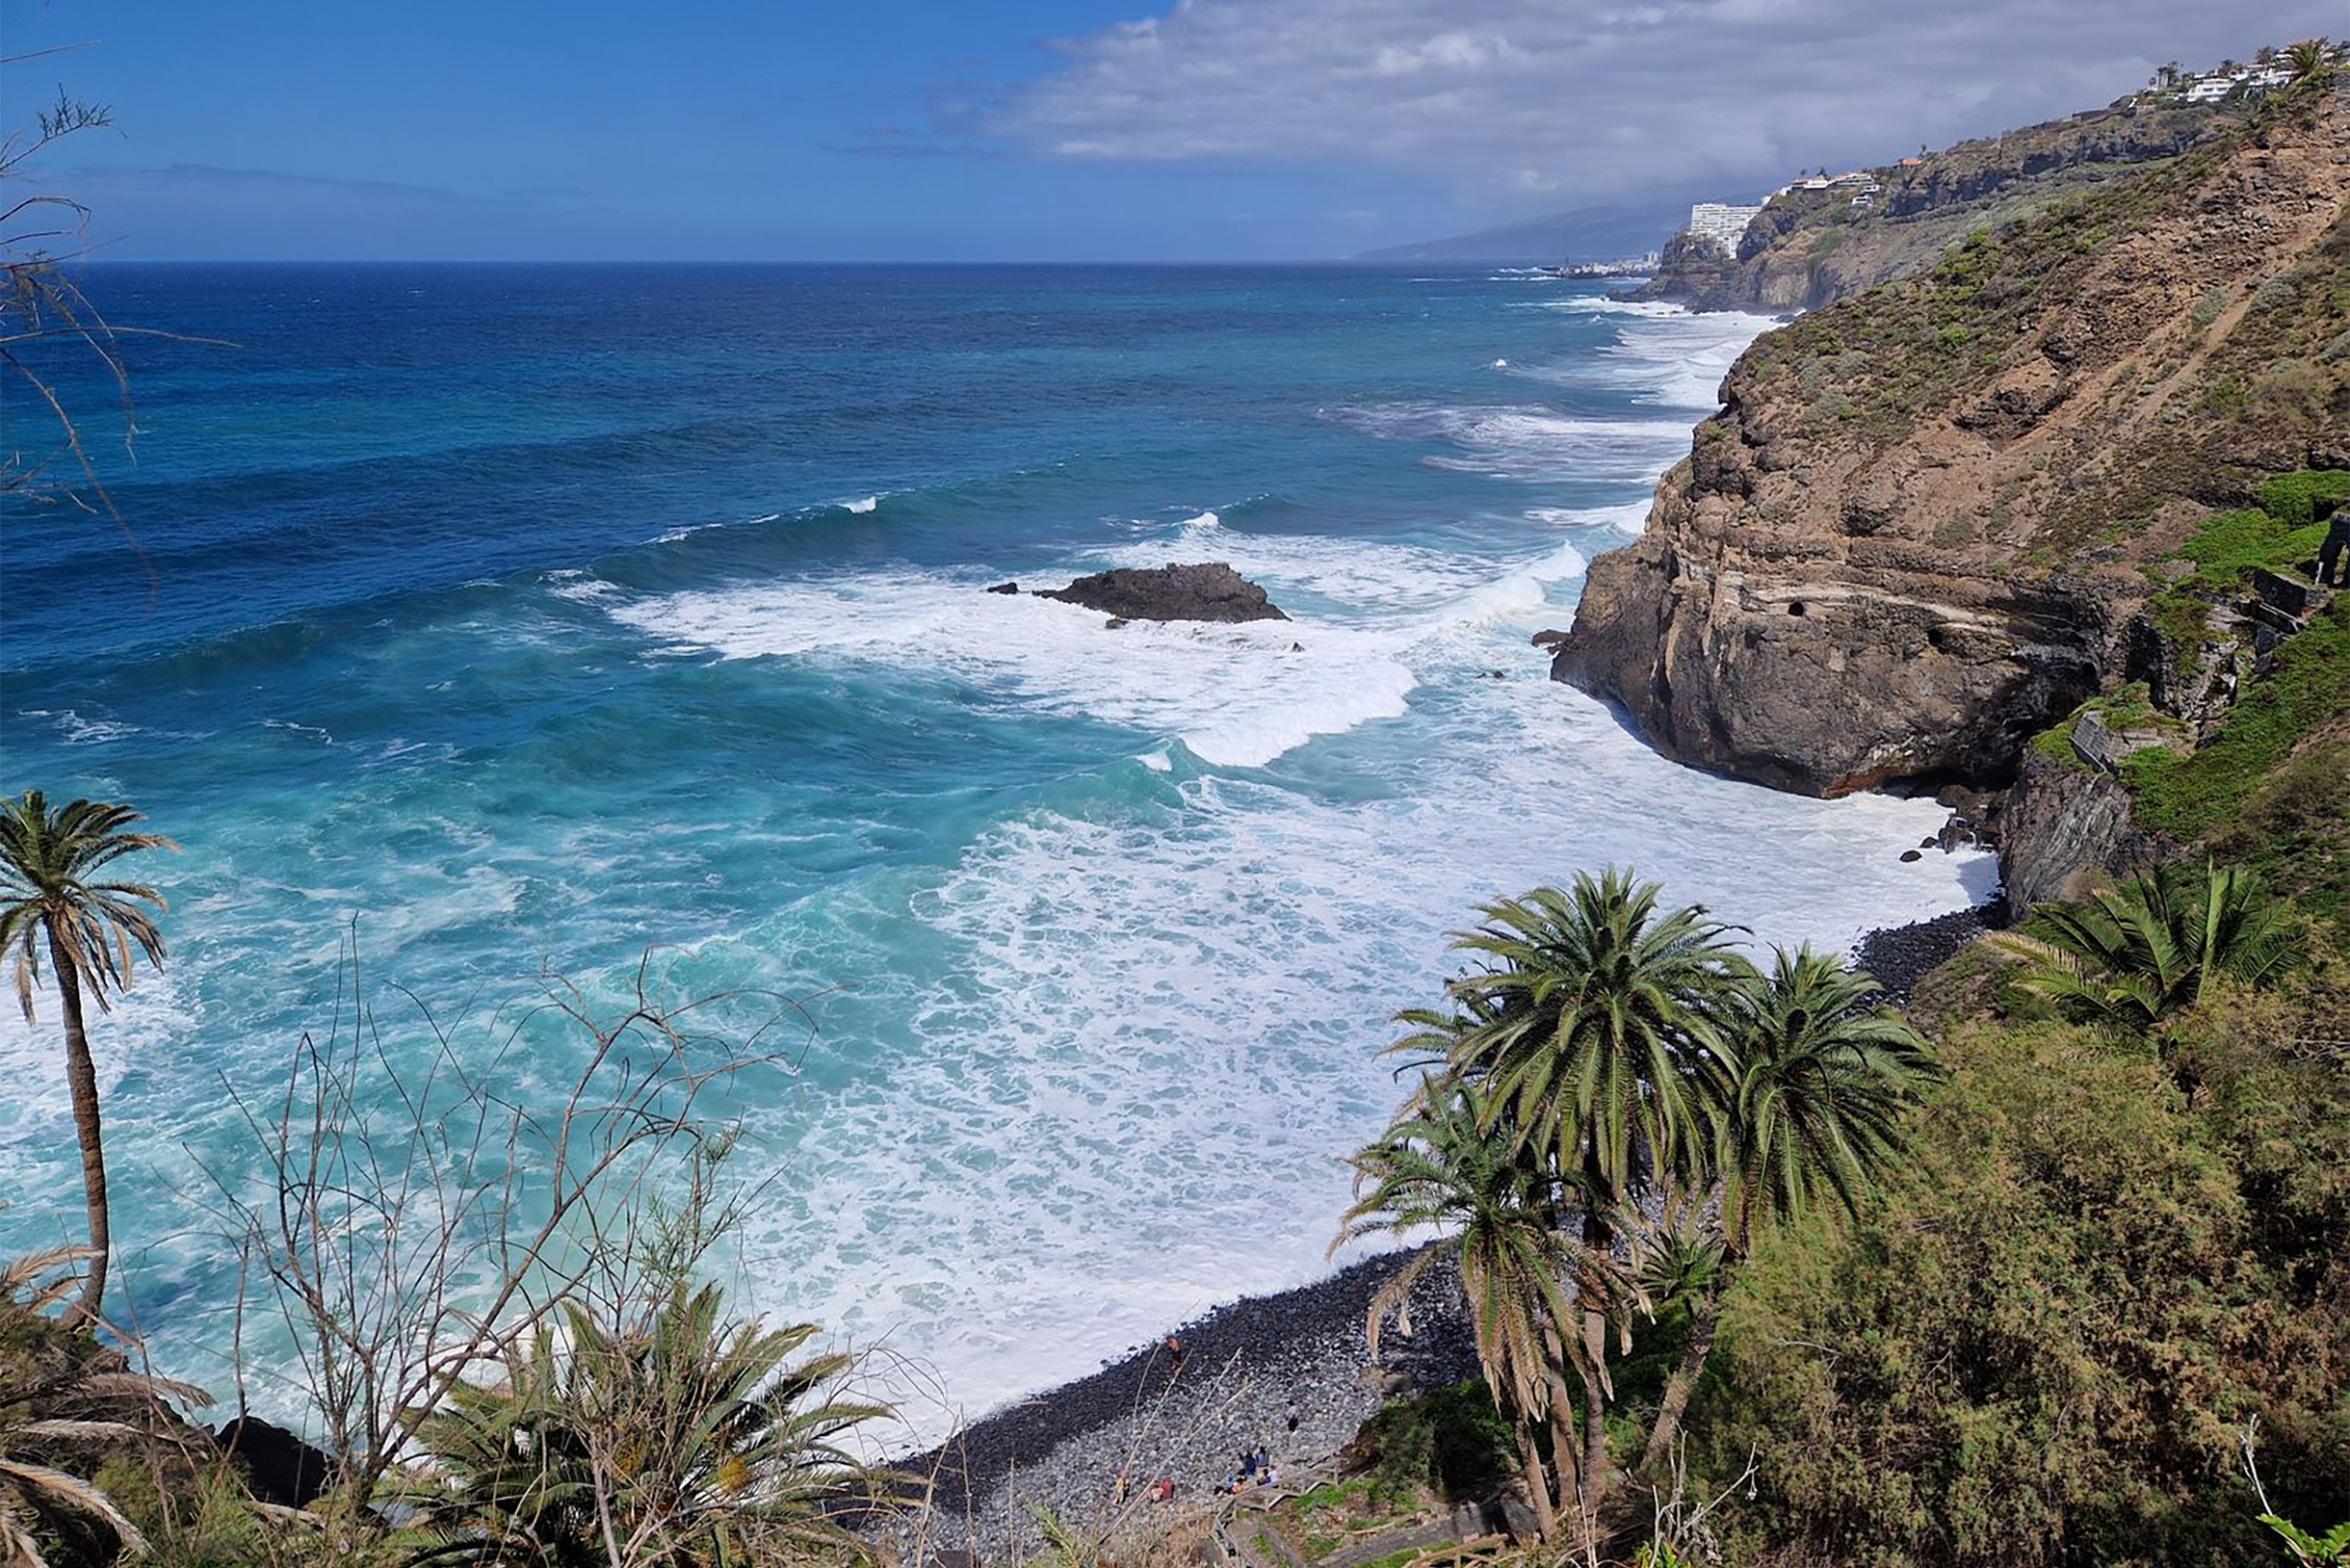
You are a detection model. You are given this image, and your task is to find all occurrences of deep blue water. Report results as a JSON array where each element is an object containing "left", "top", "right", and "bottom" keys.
[{"left": 1, "top": 264, "right": 1992, "bottom": 1425}]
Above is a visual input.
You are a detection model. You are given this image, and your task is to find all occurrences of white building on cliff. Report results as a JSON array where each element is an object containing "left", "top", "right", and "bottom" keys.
[{"left": 1686, "top": 201, "right": 1763, "bottom": 254}]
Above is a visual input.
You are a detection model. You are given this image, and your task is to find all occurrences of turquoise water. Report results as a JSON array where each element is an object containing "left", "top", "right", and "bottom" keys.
[{"left": 1, "top": 264, "right": 1995, "bottom": 1428}]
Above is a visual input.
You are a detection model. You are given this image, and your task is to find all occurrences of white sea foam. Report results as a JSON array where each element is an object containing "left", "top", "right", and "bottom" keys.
[
  {"left": 845, "top": 495, "right": 880, "bottom": 514},
  {"left": 651, "top": 510, "right": 784, "bottom": 545},
  {"left": 610, "top": 570, "right": 1419, "bottom": 770},
  {"left": 1525, "top": 500, "right": 1653, "bottom": 535},
  {"left": 544, "top": 572, "right": 625, "bottom": 604},
  {"left": 17, "top": 708, "right": 140, "bottom": 745},
  {"left": 720, "top": 667, "right": 1996, "bottom": 1431},
  {"left": 1502, "top": 302, "right": 1775, "bottom": 412},
  {"left": 1330, "top": 401, "right": 1695, "bottom": 483}
]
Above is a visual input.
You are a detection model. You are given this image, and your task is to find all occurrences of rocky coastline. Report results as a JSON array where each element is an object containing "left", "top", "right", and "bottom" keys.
[
  {"left": 899, "top": 888, "right": 2011, "bottom": 1557},
  {"left": 893, "top": 1249, "right": 1475, "bottom": 1561}
]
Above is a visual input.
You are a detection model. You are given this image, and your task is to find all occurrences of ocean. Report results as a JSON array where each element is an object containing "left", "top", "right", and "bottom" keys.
[{"left": 0, "top": 263, "right": 1996, "bottom": 1431}]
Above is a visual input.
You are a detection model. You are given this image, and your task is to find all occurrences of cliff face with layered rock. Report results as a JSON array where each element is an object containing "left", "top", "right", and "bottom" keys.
[
  {"left": 1636, "top": 99, "right": 2228, "bottom": 314},
  {"left": 1555, "top": 71, "right": 2350, "bottom": 827}
]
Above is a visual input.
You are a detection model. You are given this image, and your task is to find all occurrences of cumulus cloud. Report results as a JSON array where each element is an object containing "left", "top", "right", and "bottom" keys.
[{"left": 999, "top": 0, "right": 2337, "bottom": 204}]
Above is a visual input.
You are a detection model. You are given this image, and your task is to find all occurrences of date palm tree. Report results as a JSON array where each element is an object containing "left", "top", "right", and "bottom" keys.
[
  {"left": 1, "top": 1244, "right": 212, "bottom": 1567},
  {"left": 1636, "top": 949, "right": 1930, "bottom": 1475},
  {"left": 0, "top": 793, "right": 176, "bottom": 1324},
  {"left": 2285, "top": 39, "right": 2331, "bottom": 81},
  {"left": 1428, "top": 871, "right": 1745, "bottom": 1503},
  {"left": 1993, "top": 861, "right": 2300, "bottom": 1032},
  {"left": 1338, "top": 1079, "right": 1590, "bottom": 1539},
  {"left": 1439, "top": 871, "right": 1746, "bottom": 1198}
]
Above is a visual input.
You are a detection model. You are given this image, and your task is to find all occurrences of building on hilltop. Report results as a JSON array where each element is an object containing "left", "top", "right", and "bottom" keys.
[{"left": 1687, "top": 201, "right": 1763, "bottom": 252}]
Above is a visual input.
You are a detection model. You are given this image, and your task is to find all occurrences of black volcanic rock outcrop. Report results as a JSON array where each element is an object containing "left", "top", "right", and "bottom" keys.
[{"left": 1039, "top": 562, "right": 1288, "bottom": 623}]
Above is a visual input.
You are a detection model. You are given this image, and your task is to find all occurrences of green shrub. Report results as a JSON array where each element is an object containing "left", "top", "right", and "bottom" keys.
[
  {"left": 2256, "top": 470, "right": 2350, "bottom": 528},
  {"left": 1353, "top": 1380, "right": 1517, "bottom": 1503},
  {"left": 2125, "top": 599, "right": 2350, "bottom": 840},
  {"left": 1698, "top": 1005, "right": 2350, "bottom": 1567}
]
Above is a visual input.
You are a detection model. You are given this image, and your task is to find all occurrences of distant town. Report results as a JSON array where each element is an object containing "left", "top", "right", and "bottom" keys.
[{"left": 1551, "top": 40, "right": 2339, "bottom": 278}]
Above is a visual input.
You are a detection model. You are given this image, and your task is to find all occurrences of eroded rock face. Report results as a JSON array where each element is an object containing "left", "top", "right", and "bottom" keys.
[
  {"left": 1038, "top": 562, "right": 1288, "bottom": 623},
  {"left": 1997, "top": 750, "right": 2167, "bottom": 918},
  {"left": 1556, "top": 80, "right": 2350, "bottom": 798},
  {"left": 1553, "top": 475, "right": 2120, "bottom": 795}
]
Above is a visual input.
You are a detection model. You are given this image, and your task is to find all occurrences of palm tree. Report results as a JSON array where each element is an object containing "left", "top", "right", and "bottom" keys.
[
  {"left": 1993, "top": 861, "right": 2301, "bottom": 1032},
  {"left": 407, "top": 1281, "right": 891, "bottom": 1567},
  {"left": 1635, "top": 950, "right": 1930, "bottom": 1475},
  {"left": 0, "top": 793, "right": 177, "bottom": 1323},
  {"left": 1337, "top": 1079, "right": 1591, "bottom": 1539},
  {"left": 1, "top": 1245, "right": 213, "bottom": 1566},
  {"left": 1438, "top": 872, "right": 1745, "bottom": 1198},
  {"left": 1428, "top": 872, "right": 1745, "bottom": 1503},
  {"left": 2285, "top": 39, "right": 2332, "bottom": 80}
]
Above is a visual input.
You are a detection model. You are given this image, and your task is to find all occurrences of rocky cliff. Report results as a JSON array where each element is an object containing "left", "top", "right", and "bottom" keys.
[
  {"left": 1554, "top": 71, "right": 2350, "bottom": 811},
  {"left": 1635, "top": 100, "right": 2228, "bottom": 314}
]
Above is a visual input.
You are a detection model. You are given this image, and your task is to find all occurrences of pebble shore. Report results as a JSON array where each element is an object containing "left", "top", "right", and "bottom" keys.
[
  {"left": 1848, "top": 899, "right": 2005, "bottom": 1004},
  {"left": 892, "top": 1247, "right": 1475, "bottom": 1561},
  {"left": 893, "top": 903, "right": 1999, "bottom": 1561}
]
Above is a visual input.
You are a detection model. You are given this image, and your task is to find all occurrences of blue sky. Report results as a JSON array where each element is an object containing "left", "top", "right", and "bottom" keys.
[{"left": 4, "top": 0, "right": 2336, "bottom": 261}]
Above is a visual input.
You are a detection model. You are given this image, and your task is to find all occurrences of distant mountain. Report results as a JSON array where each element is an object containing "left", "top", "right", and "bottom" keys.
[{"left": 1354, "top": 201, "right": 1689, "bottom": 263}]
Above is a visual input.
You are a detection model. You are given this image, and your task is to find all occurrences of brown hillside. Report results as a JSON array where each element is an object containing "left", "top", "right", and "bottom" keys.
[{"left": 1553, "top": 71, "right": 2350, "bottom": 799}]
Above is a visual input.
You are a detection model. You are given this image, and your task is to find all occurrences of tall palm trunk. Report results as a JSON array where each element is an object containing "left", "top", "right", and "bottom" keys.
[
  {"left": 1545, "top": 1358, "right": 1583, "bottom": 1531},
  {"left": 1637, "top": 1276, "right": 1728, "bottom": 1478},
  {"left": 49, "top": 919, "right": 111, "bottom": 1323},
  {"left": 1578, "top": 1188, "right": 1615, "bottom": 1511},
  {"left": 1510, "top": 1414, "right": 1558, "bottom": 1540}
]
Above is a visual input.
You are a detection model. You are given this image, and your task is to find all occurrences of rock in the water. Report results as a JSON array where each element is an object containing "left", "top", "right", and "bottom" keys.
[
  {"left": 217, "top": 1417, "right": 332, "bottom": 1508},
  {"left": 1039, "top": 562, "right": 1287, "bottom": 623},
  {"left": 985, "top": 581, "right": 1020, "bottom": 595},
  {"left": 1899, "top": 849, "right": 1923, "bottom": 862}
]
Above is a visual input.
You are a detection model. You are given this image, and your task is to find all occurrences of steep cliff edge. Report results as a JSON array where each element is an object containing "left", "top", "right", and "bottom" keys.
[
  {"left": 1634, "top": 100, "right": 2227, "bottom": 314},
  {"left": 1554, "top": 71, "right": 2350, "bottom": 804}
]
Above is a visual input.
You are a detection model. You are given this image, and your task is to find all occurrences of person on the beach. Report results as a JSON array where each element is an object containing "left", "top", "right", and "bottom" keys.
[
  {"left": 1113, "top": 1471, "right": 1130, "bottom": 1504},
  {"left": 1239, "top": 1450, "right": 1258, "bottom": 1481},
  {"left": 1285, "top": 1403, "right": 1301, "bottom": 1436},
  {"left": 1150, "top": 1477, "right": 1176, "bottom": 1504},
  {"left": 1253, "top": 1445, "right": 1269, "bottom": 1475},
  {"left": 1164, "top": 1334, "right": 1186, "bottom": 1371}
]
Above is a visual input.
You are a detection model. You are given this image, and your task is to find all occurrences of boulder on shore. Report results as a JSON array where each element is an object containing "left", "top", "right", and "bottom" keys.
[{"left": 1038, "top": 562, "right": 1288, "bottom": 623}]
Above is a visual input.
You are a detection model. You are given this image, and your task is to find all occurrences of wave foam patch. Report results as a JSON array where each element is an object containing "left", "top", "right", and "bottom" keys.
[
  {"left": 722, "top": 674, "right": 1995, "bottom": 1431},
  {"left": 845, "top": 495, "right": 880, "bottom": 514},
  {"left": 609, "top": 571, "right": 1417, "bottom": 769},
  {"left": 1594, "top": 308, "right": 1778, "bottom": 409},
  {"left": 1526, "top": 500, "right": 1655, "bottom": 535},
  {"left": 17, "top": 708, "right": 140, "bottom": 745},
  {"left": 1090, "top": 529, "right": 1514, "bottom": 620},
  {"left": 1445, "top": 540, "right": 1586, "bottom": 624},
  {"left": 1329, "top": 402, "right": 1694, "bottom": 484}
]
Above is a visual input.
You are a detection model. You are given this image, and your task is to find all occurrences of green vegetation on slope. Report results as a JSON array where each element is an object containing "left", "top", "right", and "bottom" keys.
[
  {"left": 1732, "top": 71, "right": 2347, "bottom": 559},
  {"left": 2127, "top": 600, "right": 2350, "bottom": 918},
  {"left": 2150, "top": 470, "right": 2348, "bottom": 647},
  {"left": 1697, "top": 984, "right": 2350, "bottom": 1568}
]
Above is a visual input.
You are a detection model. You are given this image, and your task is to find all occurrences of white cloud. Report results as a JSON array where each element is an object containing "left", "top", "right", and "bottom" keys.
[{"left": 1000, "top": 0, "right": 2338, "bottom": 206}]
